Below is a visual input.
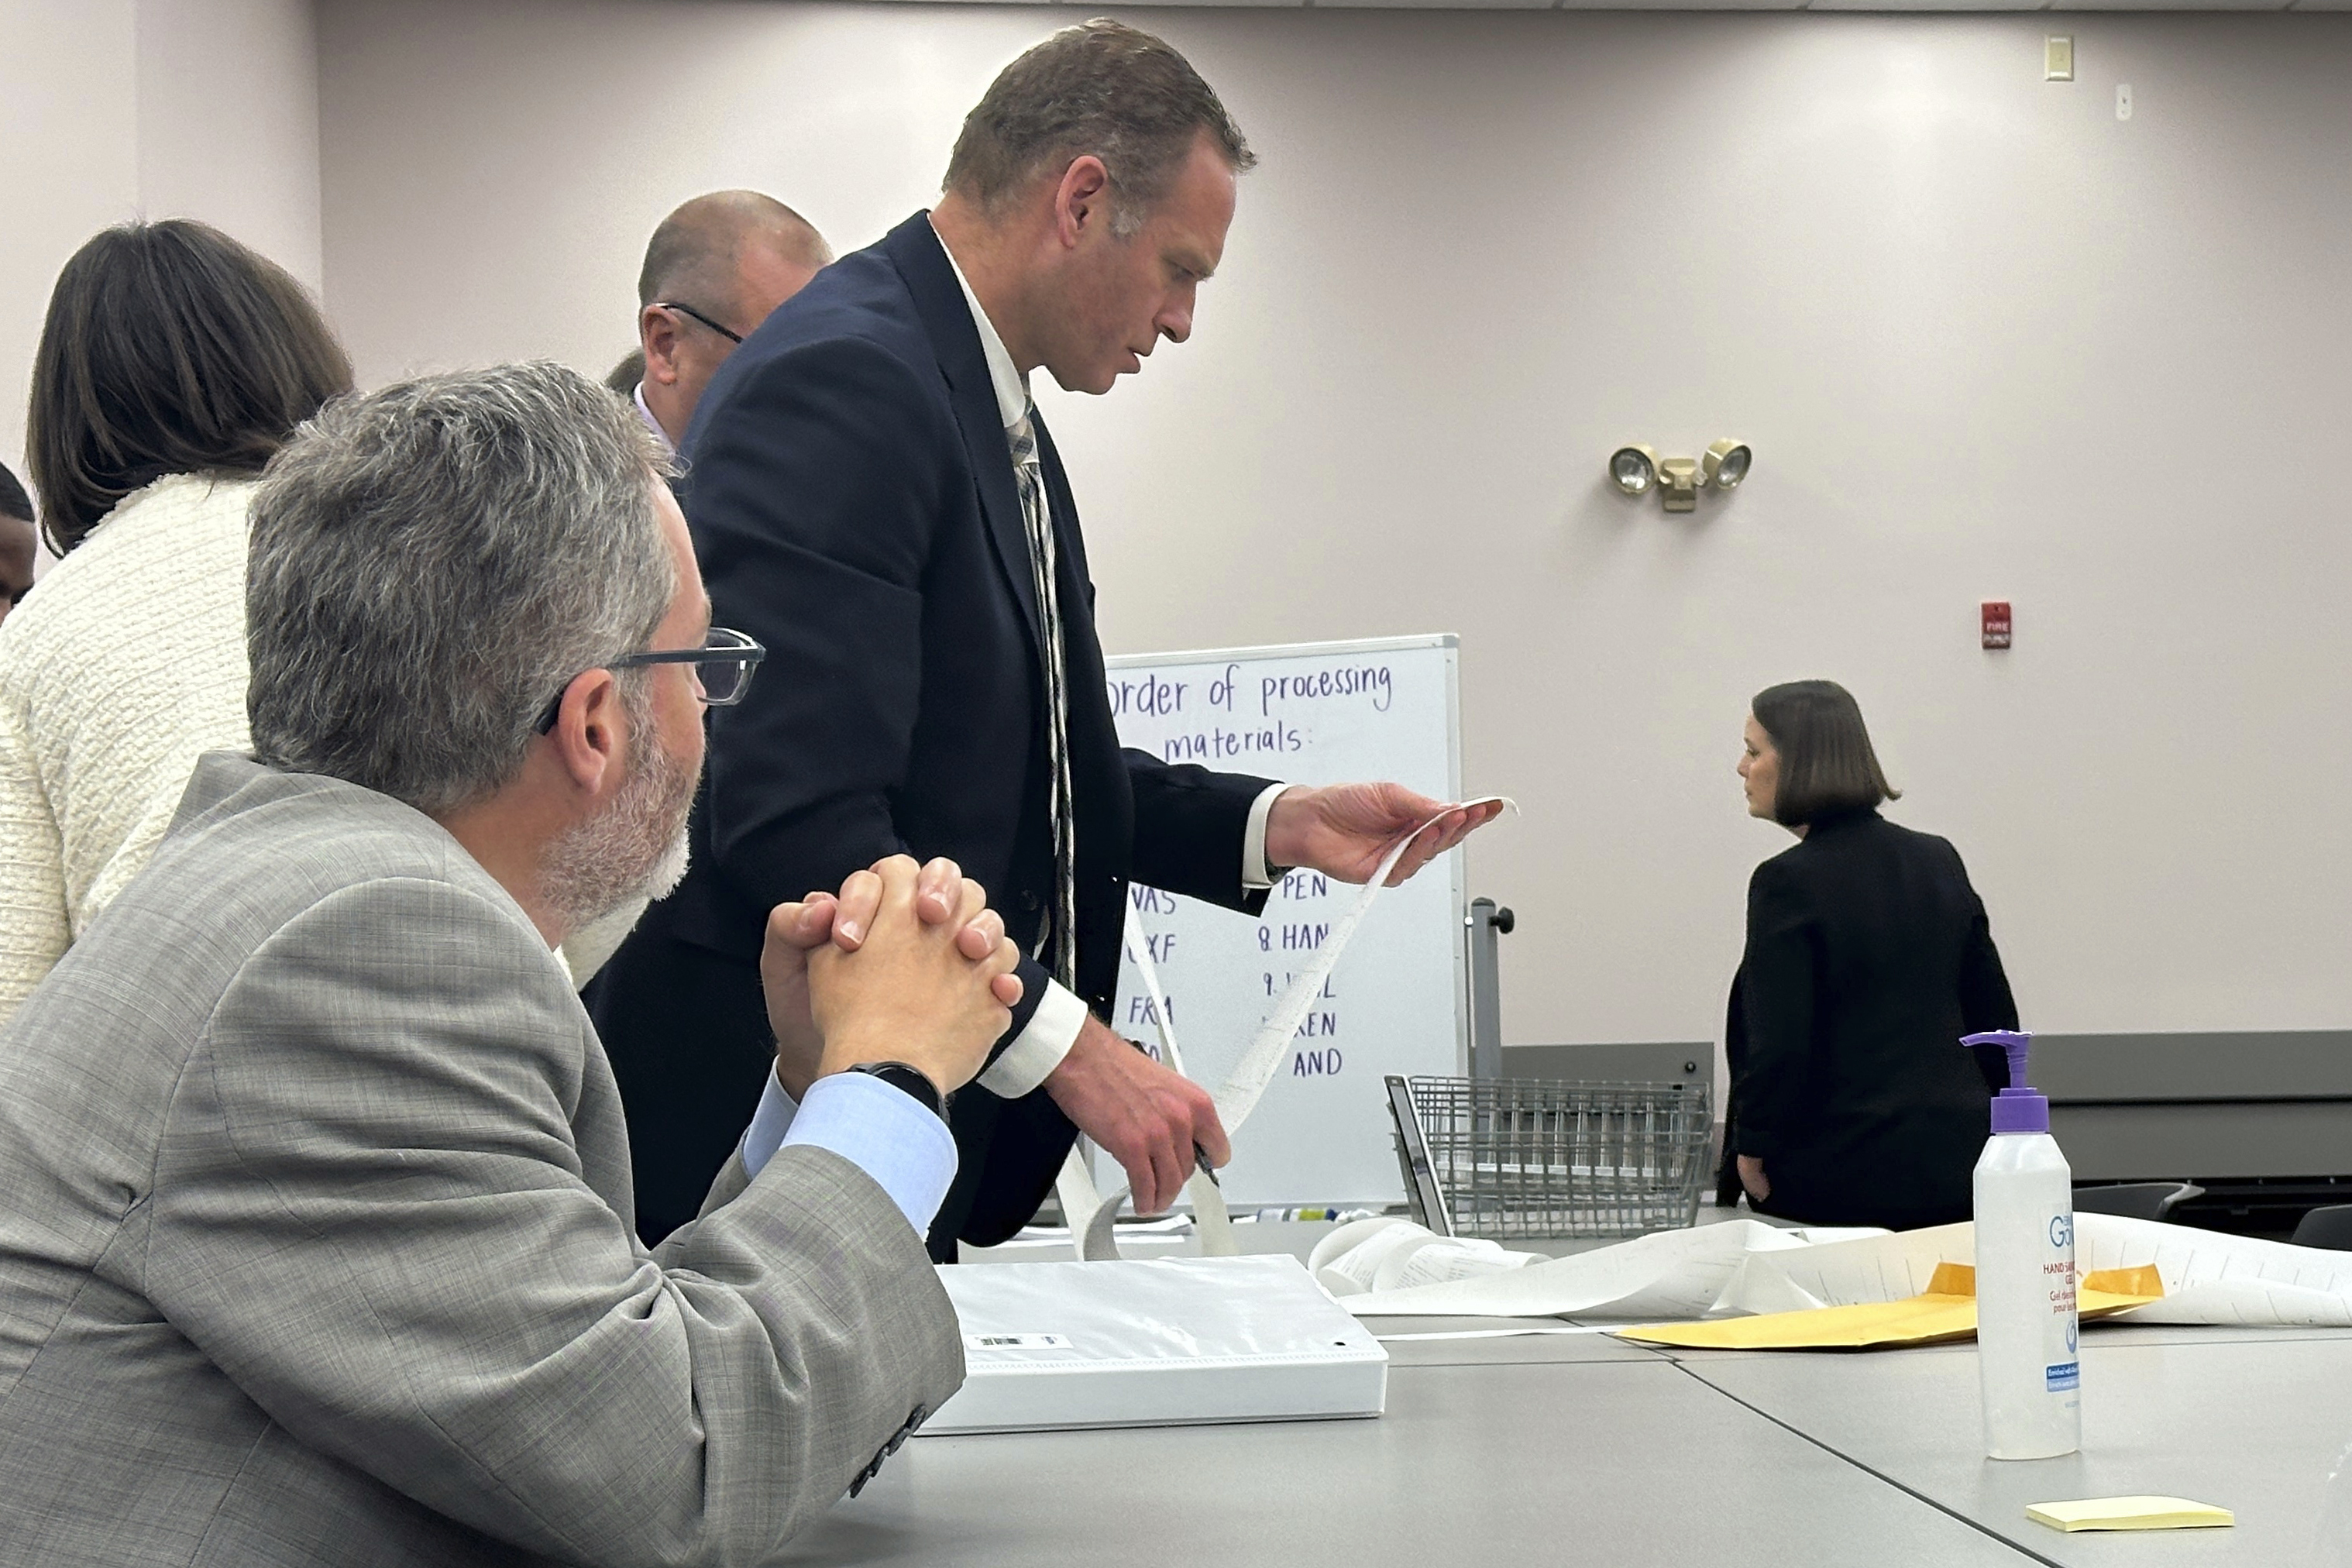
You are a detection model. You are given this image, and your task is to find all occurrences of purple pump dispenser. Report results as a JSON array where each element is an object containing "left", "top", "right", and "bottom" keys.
[{"left": 1962, "top": 1030, "right": 2047, "bottom": 1134}]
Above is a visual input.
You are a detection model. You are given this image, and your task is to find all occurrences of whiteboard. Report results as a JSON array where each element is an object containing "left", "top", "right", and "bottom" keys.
[{"left": 1106, "top": 633, "right": 1466, "bottom": 1207}]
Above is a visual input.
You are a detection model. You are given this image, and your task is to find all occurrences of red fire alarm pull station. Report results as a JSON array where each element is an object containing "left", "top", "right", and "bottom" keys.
[{"left": 1982, "top": 601, "right": 2013, "bottom": 650}]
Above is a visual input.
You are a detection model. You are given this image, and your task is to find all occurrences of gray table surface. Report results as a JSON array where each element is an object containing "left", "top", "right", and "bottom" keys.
[
  {"left": 884, "top": 1218, "right": 2352, "bottom": 1565},
  {"left": 1678, "top": 1335, "right": 2352, "bottom": 1566},
  {"left": 782, "top": 1358, "right": 2040, "bottom": 1567}
]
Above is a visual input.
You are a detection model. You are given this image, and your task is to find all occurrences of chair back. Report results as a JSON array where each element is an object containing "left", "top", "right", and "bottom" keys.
[
  {"left": 2292, "top": 1203, "right": 2352, "bottom": 1250},
  {"left": 2072, "top": 1181, "right": 2202, "bottom": 1222}
]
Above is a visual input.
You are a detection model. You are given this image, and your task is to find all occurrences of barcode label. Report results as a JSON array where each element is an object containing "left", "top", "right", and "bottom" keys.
[{"left": 964, "top": 1332, "right": 1072, "bottom": 1351}]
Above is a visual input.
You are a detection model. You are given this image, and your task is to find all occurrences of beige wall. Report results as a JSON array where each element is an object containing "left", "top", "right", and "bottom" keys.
[
  {"left": 2, "top": 0, "right": 321, "bottom": 561},
  {"left": 315, "top": 1, "right": 2352, "bottom": 1051},
  {"left": 136, "top": 0, "right": 324, "bottom": 293},
  {"left": 0, "top": 0, "right": 139, "bottom": 509}
]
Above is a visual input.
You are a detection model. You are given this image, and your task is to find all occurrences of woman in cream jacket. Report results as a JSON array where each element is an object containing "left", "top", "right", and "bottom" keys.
[{"left": 0, "top": 220, "right": 351, "bottom": 1028}]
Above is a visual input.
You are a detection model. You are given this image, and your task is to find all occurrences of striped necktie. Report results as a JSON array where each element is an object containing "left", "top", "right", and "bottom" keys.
[{"left": 1009, "top": 405, "right": 1078, "bottom": 989}]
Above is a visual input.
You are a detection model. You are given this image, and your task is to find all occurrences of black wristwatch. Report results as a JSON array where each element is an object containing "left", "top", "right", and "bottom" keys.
[{"left": 844, "top": 1061, "right": 948, "bottom": 1121}]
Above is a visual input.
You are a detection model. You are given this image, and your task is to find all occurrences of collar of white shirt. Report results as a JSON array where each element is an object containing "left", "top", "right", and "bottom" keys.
[
  {"left": 930, "top": 217, "right": 1029, "bottom": 435},
  {"left": 631, "top": 380, "right": 676, "bottom": 458}
]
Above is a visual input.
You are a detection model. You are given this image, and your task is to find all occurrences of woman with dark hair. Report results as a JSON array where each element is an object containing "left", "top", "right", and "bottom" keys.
[
  {"left": 0, "top": 220, "right": 352, "bottom": 1027},
  {"left": 1718, "top": 679, "right": 2020, "bottom": 1229}
]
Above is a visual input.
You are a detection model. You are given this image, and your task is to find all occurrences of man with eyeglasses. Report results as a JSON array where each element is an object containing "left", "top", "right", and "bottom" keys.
[
  {"left": 0, "top": 363, "right": 1011, "bottom": 1564},
  {"left": 576, "top": 192, "right": 834, "bottom": 985},
  {"left": 612, "top": 191, "right": 831, "bottom": 453}
]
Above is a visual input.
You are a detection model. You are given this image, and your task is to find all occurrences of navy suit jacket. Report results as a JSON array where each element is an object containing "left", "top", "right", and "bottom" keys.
[{"left": 592, "top": 212, "right": 1273, "bottom": 1257}]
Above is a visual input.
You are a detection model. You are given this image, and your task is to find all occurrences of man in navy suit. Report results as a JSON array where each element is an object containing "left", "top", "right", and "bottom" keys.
[{"left": 590, "top": 20, "right": 1498, "bottom": 1256}]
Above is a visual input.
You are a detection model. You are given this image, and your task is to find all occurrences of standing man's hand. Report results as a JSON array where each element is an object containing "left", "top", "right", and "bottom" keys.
[
  {"left": 1264, "top": 783, "right": 1504, "bottom": 886},
  {"left": 1044, "top": 1015, "right": 1230, "bottom": 1217},
  {"left": 1737, "top": 1154, "right": 1770, "bottom": 1205},
  {"left": 762, "top": 856, "right": 1020, "bottom": 1098}
]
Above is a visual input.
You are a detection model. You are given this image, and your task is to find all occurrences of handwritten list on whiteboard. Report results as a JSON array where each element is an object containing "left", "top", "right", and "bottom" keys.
[{"left": 1106, "top": 634, "right": 1466, "bottom": 1207}]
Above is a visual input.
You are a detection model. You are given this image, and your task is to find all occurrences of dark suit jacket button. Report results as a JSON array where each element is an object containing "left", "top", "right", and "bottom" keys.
[{"left": 1019, "top": 891, "right": 1040, "bottom": 912}]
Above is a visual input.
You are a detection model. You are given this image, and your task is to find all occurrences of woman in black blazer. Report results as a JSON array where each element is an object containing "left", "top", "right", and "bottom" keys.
[{"left": 1719, "top": 681, "right": 2020, "bottom": 1230}]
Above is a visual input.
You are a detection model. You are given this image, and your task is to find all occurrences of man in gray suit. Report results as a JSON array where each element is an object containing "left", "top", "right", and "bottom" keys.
[{"left": 0, "top": 363, "right": 1020, "bottom": 1566}]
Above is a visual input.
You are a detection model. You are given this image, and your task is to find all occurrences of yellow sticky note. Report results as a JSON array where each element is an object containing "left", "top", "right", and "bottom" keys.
[{"left": 2025, "top": 1497, "right": 2233, "bottom": 1532}]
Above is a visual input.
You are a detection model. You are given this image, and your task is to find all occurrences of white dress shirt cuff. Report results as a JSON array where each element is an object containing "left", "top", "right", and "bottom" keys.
[
  {"left": 740, "top": 1069, "right": 958, "bottom": 1235},
  {"left": 1243, "top": 782, "right": 1295, "bottom": 891},
  {"left": 740, "top": 1069, "right": 799, "bottom": 1175},
  {"left": 977, "top": 978, "right": 1088, "bottom": 1099}
]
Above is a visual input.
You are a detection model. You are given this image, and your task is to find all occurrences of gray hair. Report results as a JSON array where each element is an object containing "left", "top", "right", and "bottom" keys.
[
  {"left": 944, "top": 19, "right": 1253, "bottom": 238},
  {"left": 247, "top": 361, "right": 676, "bottom": 814}
]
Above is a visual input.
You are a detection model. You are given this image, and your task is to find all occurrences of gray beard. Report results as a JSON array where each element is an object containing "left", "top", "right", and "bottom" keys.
[{"left": 541, "top": 724, "right": 696, "bottom": 937}]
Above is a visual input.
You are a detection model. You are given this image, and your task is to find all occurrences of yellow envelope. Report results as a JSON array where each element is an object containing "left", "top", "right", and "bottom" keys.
[
  {"left": 2027, "top": 1497, "right": 2233, "bottom": 1532},
  {"left": 1614, "top": 1262, "right": 2165, "bottom": 1350}
]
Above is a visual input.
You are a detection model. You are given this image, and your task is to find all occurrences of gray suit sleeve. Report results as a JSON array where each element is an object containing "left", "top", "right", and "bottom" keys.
[
  {"left": 688, "top": 1143, "right": 758, "bottom": 1222},
  {"left": 141, "top": 875, "right": 963, "bottom": 1567}
]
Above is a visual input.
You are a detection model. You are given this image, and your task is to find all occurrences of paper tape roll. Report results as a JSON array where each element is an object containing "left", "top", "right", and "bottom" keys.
[{"left": 1064, "top": 797, "right": 1515, "bottom": 1264}]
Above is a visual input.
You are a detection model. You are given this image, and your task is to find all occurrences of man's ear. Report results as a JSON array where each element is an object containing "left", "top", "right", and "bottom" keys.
[
  {"left": 1053, "top": 156, "right": 1112, "bottom": 249},
  {"left": 640, "top": 306, "right": 684, "bottom": 384},
  {"left": 546, "top": 668, "right": 626, "bottom": 797}
]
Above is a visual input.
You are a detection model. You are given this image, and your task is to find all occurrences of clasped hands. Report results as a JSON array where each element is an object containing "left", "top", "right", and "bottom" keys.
[{"left": 761, "top": 854, "right": 1023, "bottom": 1103}]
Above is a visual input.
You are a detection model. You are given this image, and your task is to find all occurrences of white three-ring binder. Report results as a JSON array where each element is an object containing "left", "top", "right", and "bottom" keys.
[{"left": 920, "top": 1254, "right": 1389, "bottom": 1435}]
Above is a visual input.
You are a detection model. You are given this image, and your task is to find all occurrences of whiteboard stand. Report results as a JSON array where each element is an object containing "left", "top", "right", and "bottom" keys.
[{"left": 1467, "top": 898, "right": 1515, "bottom": 1081}]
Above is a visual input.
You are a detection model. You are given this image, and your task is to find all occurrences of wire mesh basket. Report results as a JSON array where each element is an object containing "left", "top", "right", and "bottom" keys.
[{"left": 1387, "top": 1074, "right": 1714, "bottom": 1241}]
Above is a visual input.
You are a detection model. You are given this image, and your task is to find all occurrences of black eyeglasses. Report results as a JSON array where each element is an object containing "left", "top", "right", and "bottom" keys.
[
  {"left": 655, "top": 300, "right": 743, "bottom": 345},
  {"left": 535, "top": 626, "right": 766, "bottom": 734}
]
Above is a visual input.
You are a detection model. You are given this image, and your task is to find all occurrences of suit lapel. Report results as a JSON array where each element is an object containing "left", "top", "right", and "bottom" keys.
[{"left": 879, "top": 213, "right": 1044, "bottom": 655}]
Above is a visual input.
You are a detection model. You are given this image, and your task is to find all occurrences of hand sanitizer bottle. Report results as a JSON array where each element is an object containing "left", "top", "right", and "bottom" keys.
[{"left": 1962, "top": 1029, "right": 2080, "bottom": 1460}]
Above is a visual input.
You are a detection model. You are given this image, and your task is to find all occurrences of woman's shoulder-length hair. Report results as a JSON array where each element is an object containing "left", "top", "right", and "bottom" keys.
[
  {"left": 1752, "top": 679, "right": 1900, "bottom": 827},
  {"left": 26, "top": 218, "right": 352, "bottom": 555}
]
